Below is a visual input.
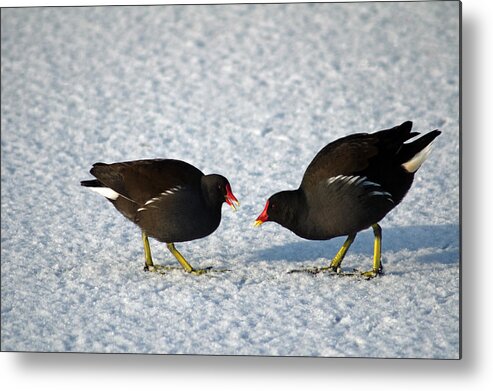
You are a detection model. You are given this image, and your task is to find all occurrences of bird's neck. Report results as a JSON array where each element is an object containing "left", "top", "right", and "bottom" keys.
[
  {"left": 201, "top": 178, "right": 223, "bottom": 212},
  {"left": 276, "top": 189, "right": 307, "bottom": 233}
]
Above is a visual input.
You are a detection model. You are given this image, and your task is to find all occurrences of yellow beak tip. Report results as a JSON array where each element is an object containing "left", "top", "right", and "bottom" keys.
[
  {"left": 253, "top": 220, "right": 263, "bottom": 228},
  {"left": 227, "top": 199, "right": 240, "bottom": 212}
]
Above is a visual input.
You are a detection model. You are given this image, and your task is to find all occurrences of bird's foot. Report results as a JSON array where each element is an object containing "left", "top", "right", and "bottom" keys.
[
  {"left": 358, "top": 268, "right": 383, "bottom": 279},
  {"left": 288, "top": 266, "right": 338, "bottom": 274},
  {"left": 288, "top": 266, "right": 383, "bottom": 279},
  {"left": 189, "top": 267, "right": 231, "bottom": 275},
  {"left": 144, "top": 264, "right": 183, "bottom": 274},
  {"left": 145, "top": 264, "right": 230, "bottom": 275},
  {"left": 337, "top": 267, "right": 383, "bottom": 279}
]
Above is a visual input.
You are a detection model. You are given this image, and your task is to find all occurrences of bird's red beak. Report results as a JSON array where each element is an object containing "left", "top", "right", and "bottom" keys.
[
  {"left": 254, "top": 200, "right": 269, "bottom": 227},
  {"left": 225, "top": 183, "right": 240, "bottom": 211}
]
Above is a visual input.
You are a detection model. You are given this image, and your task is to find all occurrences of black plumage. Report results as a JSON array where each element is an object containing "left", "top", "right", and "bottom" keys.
[
  {"left": 255, "top": 121, "right": 441, "bottom": 278},
  {"left": 81, "top": 159, "right": 239, "bottom": 274}
]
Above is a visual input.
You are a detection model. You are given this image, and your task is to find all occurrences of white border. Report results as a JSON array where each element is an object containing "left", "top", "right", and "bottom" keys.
[{"left": 1, "top": 0, "right": 492, "bottom": 390}]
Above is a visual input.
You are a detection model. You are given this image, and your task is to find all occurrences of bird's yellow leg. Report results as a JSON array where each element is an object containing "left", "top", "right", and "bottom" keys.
[
  {"left": 142, "top": 231, "right": 154, "bottom": 271},
  {"left": 166, "top": 243, "right": 194, "bottom": 273},
  {"left": 141, "top": 233, "right": 182, "bottom": 273},
  {"left": 329, "top": 234, "right": 356, "bottom": 272},
  {"left": 141, "top": 235, "right": 226, "bottom": 275},
  {"left": 288, "top": 234, "right": 356, "bottom": 274},
  {"left": 361, "top": 224, "right": 383, "bottom": 279},
  {"left": 166, "top": 243, "right": 229, "bottom": 275}
]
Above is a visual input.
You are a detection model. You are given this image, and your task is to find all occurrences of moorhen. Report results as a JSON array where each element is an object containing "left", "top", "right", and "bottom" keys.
[
  {"left": 254, "top": 121, "right": 441, "bottom": 278},
  {"left": 81, "top": 159, "right": 239, "bottom": 274}
]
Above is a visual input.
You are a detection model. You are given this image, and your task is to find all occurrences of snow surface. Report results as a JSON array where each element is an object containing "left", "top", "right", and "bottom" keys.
[{"left": 1, "top": 2, "right": 460, "bottom": 358}]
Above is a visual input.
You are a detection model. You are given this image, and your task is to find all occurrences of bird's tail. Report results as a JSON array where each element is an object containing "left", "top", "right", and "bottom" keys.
[
  {"left": 80, "top": 178, "right": 120, "bottom": 200},
  {"left": 80, "top": 179, "right": 102, "bottom": 187},
  {"left": 400, "top": 129, "right": 441, "bottom": 173}
]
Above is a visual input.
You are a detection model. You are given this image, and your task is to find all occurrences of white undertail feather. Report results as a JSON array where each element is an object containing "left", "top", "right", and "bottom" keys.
[
  {"left": 401, "top": 143, "right": 433, "bottom": 173},
  {"left": 88, "top": 186, "right": 120, "bottom": 200}
]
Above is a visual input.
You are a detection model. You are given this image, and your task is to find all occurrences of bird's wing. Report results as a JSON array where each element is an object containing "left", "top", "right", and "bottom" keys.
[
  {"left": 89, "top": 159, "right": 204, "bottom": 205},
  {"left": 300, "top": 122, "right": 417, "bottom": 190},
  {"left": 306, "top": 175, "right": 395, "bottom": 234},
  {"left": 301, "top": 133, "right": 379, "bottom": 190},
  {"left": 133, "top": 185, "right": 200, "bottom": 222}
]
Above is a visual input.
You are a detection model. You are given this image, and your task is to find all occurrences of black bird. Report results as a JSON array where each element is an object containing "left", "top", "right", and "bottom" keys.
[
  {"left": 254, "top": 121, "right": 440, "bottom": 278},
  {"left": 81, "top": 159, "right": 239, "bottom": 274}
]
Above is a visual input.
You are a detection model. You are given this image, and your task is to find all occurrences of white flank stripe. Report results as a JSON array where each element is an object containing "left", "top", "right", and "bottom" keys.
[
  {"left": 327, "top": 175, "right": 343, "bottom": 185},
  {"left": 144, "top": 197, "right": 160, "bottom": 206},
  {"left": 402, "top": 144, "right": 433, "bottom": 173},
  {"left": 354, "top": 177, "right": 367, "bottom": 186},
  {"left": 328, "top": 175, "right": 370, "bottom": 188},
  {"left": 346, "top": 176, "right": 359, "bottom": 186},
  {"left": 327, "top": 175, "right": 393, "bottom": 203},
  {"left": 368, "top": 190, "right": 393, "bottom": 201},
  {"left": 362, "top": 179, "right": 380, "bottom": 188},
  {"left": 88, "top": 187, "right": 120, "bottom": 200}
]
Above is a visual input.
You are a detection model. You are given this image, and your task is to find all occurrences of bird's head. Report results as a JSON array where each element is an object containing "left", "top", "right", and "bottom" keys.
[
  {"left": 203, "top": 174, "right": 239, "bottom": 211},
  {"left": 254, "top": 191, "right": 298, "bottom": 227}
]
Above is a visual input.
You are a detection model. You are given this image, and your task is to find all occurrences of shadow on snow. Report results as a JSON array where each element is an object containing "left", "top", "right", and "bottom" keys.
[{"left": 249, "top": 224, "right": 459, "bottom": 266}]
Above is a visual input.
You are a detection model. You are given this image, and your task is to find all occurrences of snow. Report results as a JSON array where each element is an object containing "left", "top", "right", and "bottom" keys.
[{"left": 1, "top": 2, "right": 459, "bottom": 358}]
